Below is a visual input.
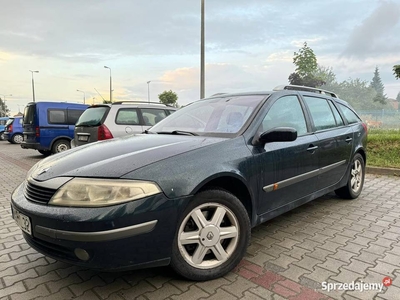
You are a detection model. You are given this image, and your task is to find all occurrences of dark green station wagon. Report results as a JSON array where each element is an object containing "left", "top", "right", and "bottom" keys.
[{"left": 11, "top": 85, "right": 367, "bottom": 281}]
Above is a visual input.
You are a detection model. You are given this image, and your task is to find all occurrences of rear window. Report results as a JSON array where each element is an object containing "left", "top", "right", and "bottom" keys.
[
  {"left": 76, "top": 107, "right": 109, "bottom": 126},
  {"left": 23, "top": 104, "right": 36, "bottom": 125},
  {"left": 5, "top": 118, "right": 14, "bottom": 126}
]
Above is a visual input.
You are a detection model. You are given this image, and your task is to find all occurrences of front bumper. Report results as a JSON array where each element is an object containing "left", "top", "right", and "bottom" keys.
[{"left": 11, "top": 181, "right": 191, "bottom": 270}]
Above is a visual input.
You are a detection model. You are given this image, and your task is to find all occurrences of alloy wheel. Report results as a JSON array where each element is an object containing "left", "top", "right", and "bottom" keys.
[
  {"left": 350, "top": 159, "right": 363, "bottom": 194},
  {"left": 177, "top": 203, "right": 239, "bottom": 269}
]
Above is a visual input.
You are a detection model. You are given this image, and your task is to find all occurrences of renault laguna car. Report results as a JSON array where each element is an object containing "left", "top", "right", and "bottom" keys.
[{"left": 11, "top": 85, "right": 367, "bottom": 281}]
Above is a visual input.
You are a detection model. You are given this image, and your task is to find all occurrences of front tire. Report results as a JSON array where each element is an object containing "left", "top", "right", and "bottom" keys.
[
  {"left": 52, "top": 139, "right": 71, "bottom": 154},
  {"left": 0, "top": 131, "right": 4, "bottom": 141},
  {"left": 335, "top": 153, "right": 365, "bottom": 199},
  {"left": 171, "top": 189, "right": 250, "bottom": 281}
]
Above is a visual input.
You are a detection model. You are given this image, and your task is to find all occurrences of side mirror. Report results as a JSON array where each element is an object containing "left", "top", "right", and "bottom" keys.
[{"left": 254, "top": 127, "right": 297, "bottom": 146}]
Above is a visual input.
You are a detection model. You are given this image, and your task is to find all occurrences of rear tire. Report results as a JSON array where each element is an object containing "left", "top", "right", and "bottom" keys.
[
  {"left": 11, "top": 134, "right": 23, "bottom": 144},
  {"left": 0, "top": 131, "right": 4, "bottom": 141},
  {"left": 170, "top": 189, "right": 250, "bottom": 281},
  {"left": 335, "top": 153, "right": 365, "bottom": 199},
  {"left": 38, "top": 150, "right": 52, "bottom": 156},
  {"left": 52, "top": 139, "right": 71, "bottom": 154}
]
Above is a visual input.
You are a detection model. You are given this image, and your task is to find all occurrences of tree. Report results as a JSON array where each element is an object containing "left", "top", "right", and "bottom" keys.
[
  {"left": 393, "top": 65, "right": 400, "bottom": 80},
  {"left": 314, "top": 66, "right": 336, "bottom": 85},
  {"left": 0, "top": 97, "right": 9, "bottom": 117},
  {"left": 370, "top": 67, "right": 387, "bottom": 105},
  {"left": 293, "top": 42, "right": 317, "bottom": 77},
  {"left": 396, "top": 91, "right": 400, "bottom": 102},
  {"left": 288, "top": 42, "right": 324, "bottom": 87},
  {"left": 158, "top": 90, "right": 178, "bottom": 107},
  {"left": 315, "top": 66, "right": 392, "bottom": 110}
]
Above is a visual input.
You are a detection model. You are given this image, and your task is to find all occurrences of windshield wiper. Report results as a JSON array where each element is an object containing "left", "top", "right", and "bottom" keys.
[
  {"left": 143, "top": 130, "right": 156, "bottom": 134},
  {"left": 156, "top": 130, "right": 198, "bottom": 136}
]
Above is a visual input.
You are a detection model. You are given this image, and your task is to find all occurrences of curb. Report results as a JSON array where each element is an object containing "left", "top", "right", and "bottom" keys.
[{"left": 366, "top": 166, "right": 400, "bottom": 176}]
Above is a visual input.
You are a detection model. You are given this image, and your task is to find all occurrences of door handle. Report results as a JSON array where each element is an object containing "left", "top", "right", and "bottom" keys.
[
  {"left": 307, "top": 145, "right": 318, "bottom": 152},
  {"left": 345, "top": 137, "right": 353, "bottom": 143}
]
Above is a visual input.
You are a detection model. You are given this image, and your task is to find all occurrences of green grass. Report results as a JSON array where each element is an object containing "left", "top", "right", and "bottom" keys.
[{"left": 367, "top": 129, "right": 400, "bottom": 168}]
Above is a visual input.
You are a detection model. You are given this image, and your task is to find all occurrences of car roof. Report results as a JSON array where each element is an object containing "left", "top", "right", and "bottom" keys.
[
  {"left": 111, "top": 101, "right": 177, "bottom": 109},
  {"left": 208, "top": 85, "right": 350, "bottom": 106}
]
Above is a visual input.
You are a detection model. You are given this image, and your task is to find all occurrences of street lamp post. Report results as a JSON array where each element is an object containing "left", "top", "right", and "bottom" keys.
[
  {"left": 200, "top": 0, "right": 205, "bottom": 99},
  {"left": 104, "top": 66, "right": 112, "bottom": 102},
  {"left": 76, "top": 90, "right": 86, "bottom": 104},
  {"left": 147, "top": 81, "right": 151, "bottom": 103},
  {"left": 0, "top": 94, "right": 12, "bottom": 117},
  {"left": 29, "top": 70, "right": 39, "bottom": 102}
]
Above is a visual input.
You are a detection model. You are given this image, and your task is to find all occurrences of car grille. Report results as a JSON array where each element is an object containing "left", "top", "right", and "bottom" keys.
[{"left": 24, "top": 181, "right": 57, "bottom": 204}]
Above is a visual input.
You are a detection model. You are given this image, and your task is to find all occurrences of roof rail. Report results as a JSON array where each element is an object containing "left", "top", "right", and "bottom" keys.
[
  {"left": 211, "top": 93, "right": 227, "bottom": 97},
  {"left": 112, "top": 101, "right": 174, "bottom": 107},
  {"left": 273, "top": 85, "right": 337, "bottom": 98}
]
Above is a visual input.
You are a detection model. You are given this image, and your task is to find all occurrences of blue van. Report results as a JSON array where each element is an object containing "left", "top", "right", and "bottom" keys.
[
  {"left": 21, "top": 102, "right": 89, "bottom": 155},
  {"left": 4, "top": 116, "right": 24, "bottom": 143},
  {"left": 0, "top": 116, "right": 9, "bottom": 140}
]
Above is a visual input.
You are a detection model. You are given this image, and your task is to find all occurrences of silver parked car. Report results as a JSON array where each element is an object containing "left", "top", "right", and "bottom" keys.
[{"left": 73, "top": 101, "right": 176, "bottom": 147}]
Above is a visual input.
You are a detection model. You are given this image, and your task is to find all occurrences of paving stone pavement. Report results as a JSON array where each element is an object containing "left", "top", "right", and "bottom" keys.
[{"left": 0, "top": 142, "right": 399, "bottom": 300}]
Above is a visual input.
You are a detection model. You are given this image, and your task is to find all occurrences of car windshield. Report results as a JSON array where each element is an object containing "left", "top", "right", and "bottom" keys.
[
  {"left": 150, "top": 95, "right": 266, "bottom": 136},
  {"left": 75, "top": 106, "right": 110, "bottom": 126}
]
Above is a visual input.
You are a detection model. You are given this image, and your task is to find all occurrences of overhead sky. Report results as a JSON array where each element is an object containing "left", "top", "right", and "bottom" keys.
[{"left": 1, "top": 0, "right": 400, "bottom": 115}]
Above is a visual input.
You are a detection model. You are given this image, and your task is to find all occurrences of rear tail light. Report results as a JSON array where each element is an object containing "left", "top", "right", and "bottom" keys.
[
  {"left": 35, "top": 126, "right": 40, "bottom": 137},
  {"left": 97, "top": 124, "right": 113, "bottom": 140},
  {"left": 8, "top": 124, "right": 13, "bottom": 132}
]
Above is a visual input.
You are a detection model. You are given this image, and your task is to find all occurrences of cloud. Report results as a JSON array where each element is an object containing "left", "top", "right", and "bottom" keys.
[
  {"left": 343, "top": 1, "right": 400, "bottom": 57},
  {"left": 0, "top": 51, "right": 18, "bottom": 62}
]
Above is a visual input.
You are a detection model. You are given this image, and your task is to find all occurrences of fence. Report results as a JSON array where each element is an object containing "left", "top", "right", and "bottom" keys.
[{"left": 357, "top": 109, "right": 400, "bottom": 129}]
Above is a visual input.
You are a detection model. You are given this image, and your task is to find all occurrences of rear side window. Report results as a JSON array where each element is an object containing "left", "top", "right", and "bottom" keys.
[
  {"left": 48, "top": 109, "right": 66, "bottom": 124},
  {"left": 67, "top": 109, "right": 85, "bottom": 125},
  {"left": 303, "top": 96, "right": 337, "bottom": 131},
  {"left": 116, "top": 108, "right": 139, "bottom": 125},
  {"left": 76, "top": 107, "right": 109, "bottom": 126},
  {"left": 337, "top": 103, "right": 361, "bottom": 124},
  {"left": 141, "top": 108, "right": 167, "bottom": 126}
]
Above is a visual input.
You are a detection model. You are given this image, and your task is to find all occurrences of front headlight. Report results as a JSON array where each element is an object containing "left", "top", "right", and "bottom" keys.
[{"left": 49, "top": 178, "right": 162, "bottom": 207}]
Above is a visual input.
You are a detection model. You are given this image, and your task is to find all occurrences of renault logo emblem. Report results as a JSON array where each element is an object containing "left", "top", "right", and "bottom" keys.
[{"left": 207, "top": 232, "right": 214, "bottom": 240}]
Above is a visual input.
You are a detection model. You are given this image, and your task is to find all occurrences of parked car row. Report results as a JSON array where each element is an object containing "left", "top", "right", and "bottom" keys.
[
  {"left": 2, "top": 100, "right": 175, "bottom": 155},
  {"left": 11, "top": 85, "right": 368, "bottom": 281}
]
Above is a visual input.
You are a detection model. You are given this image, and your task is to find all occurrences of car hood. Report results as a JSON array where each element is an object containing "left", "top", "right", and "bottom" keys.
[{"left": 30, "top": 134, "right": 227, "bottom": 181}]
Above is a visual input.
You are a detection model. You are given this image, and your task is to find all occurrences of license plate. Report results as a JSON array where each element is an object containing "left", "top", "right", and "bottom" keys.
[
  {"left": 12, "top": 208, "right": 32, "bottom": 236},
  {"left": 78, "top": 135, "right": 89, "bottom": 142}
]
